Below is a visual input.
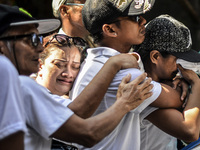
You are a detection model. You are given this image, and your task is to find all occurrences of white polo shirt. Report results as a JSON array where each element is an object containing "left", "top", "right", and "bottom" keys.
[
  {"left": 140, "top": 106, "right": 177, "bottom": 150},
  {"left": 0, "top": 55, "right": 27, "bottom": 140},
  {"left": 19, "top": 76, "right": 74, "bottom": 150},
  {"left": 70, "top": 47, "right": 162, "bottom": 150}
]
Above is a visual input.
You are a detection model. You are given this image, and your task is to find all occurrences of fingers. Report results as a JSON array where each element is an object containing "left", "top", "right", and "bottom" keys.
[
  {"left": 117, "top": 73, "right": 153, "bottom": 111},
  {"left": 116, "top": 74, "right": 131, "bottom": 98},
  {"left": 121, "top": 73, "right": 131, "bottom": 84},
  {"left": 180, "top": 80, "right": 188, "bottom": 101},
  {"left": 172, "top": 79, "right": 180, "bottom": 89},
  {"left": 136, "top": 77, "right": 153, "bottom": 100},
  {"left": 114, "top": 54, "right": 139, "bottom": 70},
  {"left": 177, "top": 64, "right": 184, "bottom": 71},
  {"left": 141, "top": 83, "right": 153, "bottom": 99},
  {"left": 130, "top": 73, "right": 147, "bottom": 85},
  {"left": 139, "top": 76, "right": 152, "bottom": 89},
  {"left": 177, "top": 63, "right": 199, "bottom": 84}
]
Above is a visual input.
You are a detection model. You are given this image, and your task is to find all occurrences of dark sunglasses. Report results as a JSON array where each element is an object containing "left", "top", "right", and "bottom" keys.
[
  {"left": 45, "top": 34, "right": 87, "bottom": 48},
  {"left": 109, "top": 15, "right": 141, "bottom": 24},
  {"left": 65, "top": 2, "right": 84, "bottom": 6},
  {"left": 0, "top": 33, "right": 43, "bottom": 47}
]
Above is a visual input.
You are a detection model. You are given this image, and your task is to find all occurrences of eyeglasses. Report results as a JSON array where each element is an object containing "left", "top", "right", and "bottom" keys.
[
  {"left": 45, "top": 34, "right": 87, "bottom": 48},
  {"left": 0, "top": 33, "right": 43, "bottom": 47},
  {"left": 128, "top": 15, "right": 141, "bottom": 22},
  {"left": 65, "top": 3, "right": 84, "bottom": 6},
  {"left": 109, "top": 15, "right": 141, "bottom": 24}
]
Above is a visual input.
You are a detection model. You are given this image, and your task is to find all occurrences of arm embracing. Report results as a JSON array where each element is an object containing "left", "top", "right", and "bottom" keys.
[
  {"left": 147, "top": 65, "right": 200, "bottom": 142},
  {"left": 69, "top": 53, "right": 139, "bottom": 118},
  {"left": 52, "top": 73, "right": 153, "bottom": 147}
]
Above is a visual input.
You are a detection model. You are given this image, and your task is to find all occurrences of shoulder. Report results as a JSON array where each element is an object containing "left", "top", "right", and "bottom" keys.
[
  {"left": 19, "top": 76, "right": 49, "bottom": 95},
  {"left": 0, "top": 55, "right": 18, "bottom": 75}
]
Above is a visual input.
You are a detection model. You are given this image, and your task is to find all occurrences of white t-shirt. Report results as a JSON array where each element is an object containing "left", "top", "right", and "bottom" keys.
[
  {"left": 0, "top": 55, "right": 27, "bottom": 140},
  {"left": 70, "top": 47, "right": 162, "bottom": 150},
  {"left": 19, "top": 76, "right": 74, "bottom": 150},
  {"left": 47, "top": 89, "right": 72, "bottom": 107},
  {"left": 140, "top": 107, "right": 177, "bottom": 150}
]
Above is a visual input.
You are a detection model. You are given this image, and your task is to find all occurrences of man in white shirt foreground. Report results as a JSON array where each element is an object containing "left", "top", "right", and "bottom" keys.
[{"left": 0, "top": 55, "right": 27, "bottom": 150}]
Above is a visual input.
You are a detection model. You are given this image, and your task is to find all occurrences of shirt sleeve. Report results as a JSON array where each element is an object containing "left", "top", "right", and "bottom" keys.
[
  {"left": 19, "top": 76, "right": 74, "bottom": 139},
  {"left": 110, "top": 68, "right": 162, "bottom": 114},
  {"left": 50, "top": 94, "right": 72, "bottom": 107}
]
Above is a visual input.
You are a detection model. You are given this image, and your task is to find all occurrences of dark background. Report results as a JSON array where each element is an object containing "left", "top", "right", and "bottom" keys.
[{"left": 1, "top": 0, "right": 200, "bottom": 51}]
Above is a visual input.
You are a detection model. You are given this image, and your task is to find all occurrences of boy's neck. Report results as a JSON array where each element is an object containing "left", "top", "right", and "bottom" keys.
[{"left": 100, "top": 40, "right": 131, "bottom": 53}]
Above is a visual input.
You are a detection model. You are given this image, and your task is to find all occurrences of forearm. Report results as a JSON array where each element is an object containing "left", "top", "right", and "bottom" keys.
[
  {"left": 182, "top": 80, "right": 200, "bottom": 141},
  {"left": 83, "top": 99, "right": 129, "bottom": 144},
  {"left": 69, "top": 57, "right": 122, "bottom": 118},
  {"left": 150, "top": 83, "right": 183, "bottom": 108},
  {"left": 55, "top": 99, "right": 129, "bottom": 147},
  {"left": 0, "top": 131, "right": 24, "bottom": 150},
  {"left": 148, "top": 81, "right": 200, "bottom": 142}
]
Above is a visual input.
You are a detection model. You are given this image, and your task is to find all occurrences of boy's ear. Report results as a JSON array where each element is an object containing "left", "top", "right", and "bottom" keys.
[
  {"left": 150, "top": 50, "right": 160, "bottom": 65},
  {"left": 102, "top": 24, "right": 118, "bottom": 37}
]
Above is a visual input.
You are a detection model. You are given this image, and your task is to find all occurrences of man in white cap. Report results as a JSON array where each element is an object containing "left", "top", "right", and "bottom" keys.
[{"left": 52, "top": 0, "right": 96, "bottom": 47}]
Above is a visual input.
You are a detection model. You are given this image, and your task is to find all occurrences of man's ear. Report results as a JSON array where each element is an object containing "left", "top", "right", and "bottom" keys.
[
  {"left": 0, "top": 41, "right": 9, "bottom": 55},
  {"left": 59, "top": 5, "right": 69, "bottom": 17},
  {"left": 102, "top": 24, "right": 118, "bottom": 37},
  {"left": 150, "top": 50, "right": 160, "bottom": 65}
]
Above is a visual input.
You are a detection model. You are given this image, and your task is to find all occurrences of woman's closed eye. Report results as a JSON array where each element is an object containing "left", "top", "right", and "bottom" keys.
[
  {"left": 71, "top": 64, "right": 80, "bottom": 70},
  {"left": 54, "top": 61, "right": 66, "bottom": 68}
]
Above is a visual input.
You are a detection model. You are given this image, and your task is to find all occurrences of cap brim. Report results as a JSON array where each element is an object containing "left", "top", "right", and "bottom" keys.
[
  {"left": 10, "top": 19, "right": 60, "bottom": 34},
  {"left": 124, "top": 0, "right": 155, "bottom": 16},
  {"left": 171, "top": 49, "right": 200, "bottom": 62}
]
